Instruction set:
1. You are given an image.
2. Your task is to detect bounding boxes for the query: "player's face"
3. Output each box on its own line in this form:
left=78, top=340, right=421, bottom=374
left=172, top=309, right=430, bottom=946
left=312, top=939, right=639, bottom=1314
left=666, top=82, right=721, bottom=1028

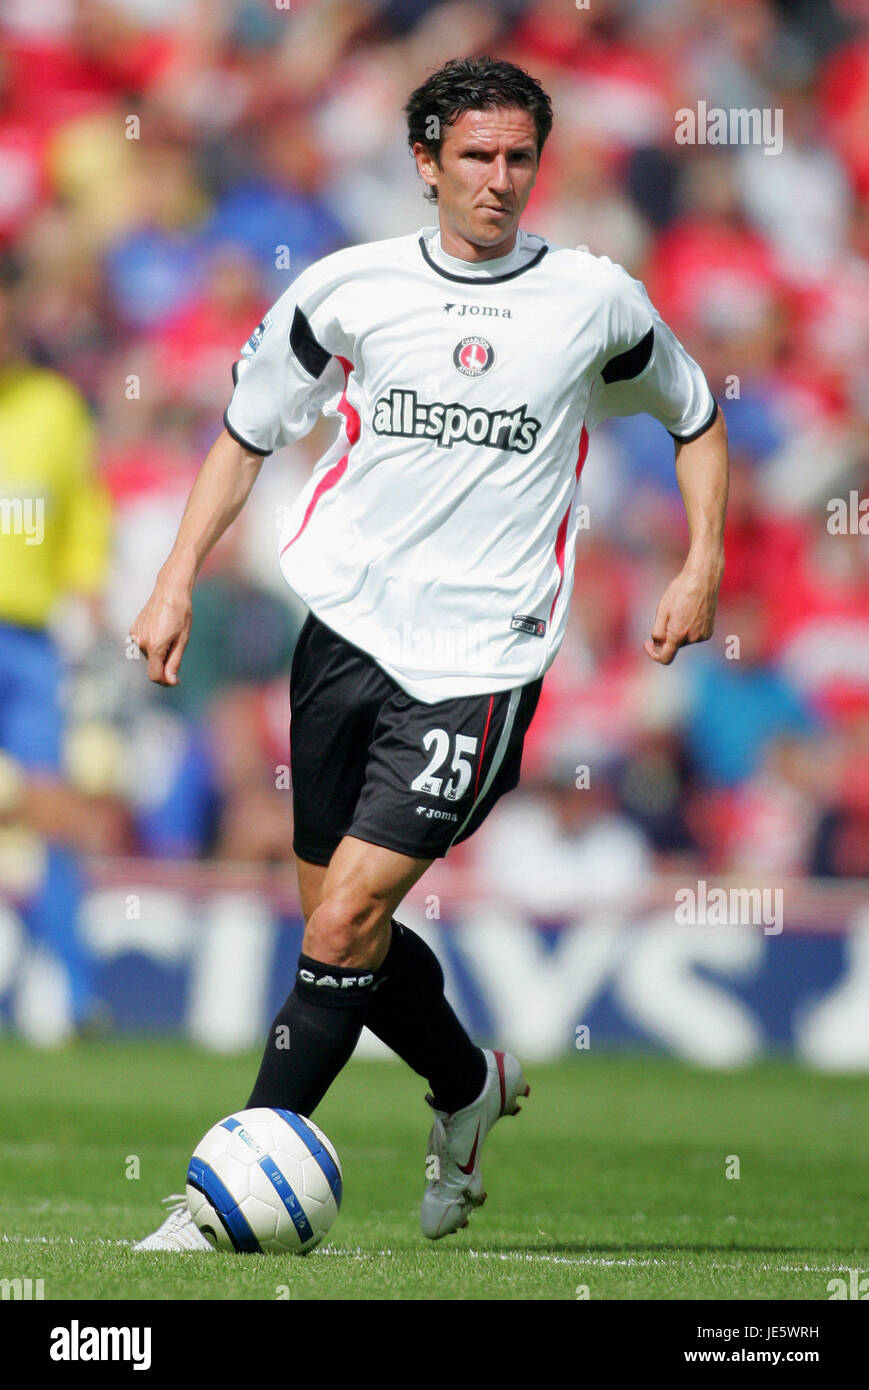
left=415, top=107, right=539, bottom=261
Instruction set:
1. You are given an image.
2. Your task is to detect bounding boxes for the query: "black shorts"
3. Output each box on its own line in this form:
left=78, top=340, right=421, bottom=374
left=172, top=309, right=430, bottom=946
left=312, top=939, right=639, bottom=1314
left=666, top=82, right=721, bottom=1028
left=289, top=613, right=542, bottom=865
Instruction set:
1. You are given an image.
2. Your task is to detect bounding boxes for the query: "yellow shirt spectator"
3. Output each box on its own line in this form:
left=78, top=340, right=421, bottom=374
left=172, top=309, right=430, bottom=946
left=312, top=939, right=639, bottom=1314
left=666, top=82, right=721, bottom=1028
left=0, top=365, right=111, bottom=628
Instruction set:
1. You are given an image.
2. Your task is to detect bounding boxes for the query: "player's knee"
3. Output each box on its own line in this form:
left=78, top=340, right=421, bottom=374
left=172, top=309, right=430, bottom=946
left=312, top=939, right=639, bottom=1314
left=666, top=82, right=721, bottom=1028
left=304, top=892, right=388, bottom=968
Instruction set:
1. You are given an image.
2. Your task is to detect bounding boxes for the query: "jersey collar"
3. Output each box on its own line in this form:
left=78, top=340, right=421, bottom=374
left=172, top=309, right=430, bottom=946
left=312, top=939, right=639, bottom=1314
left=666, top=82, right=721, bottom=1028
left=418, top=227, right=548, bottom=284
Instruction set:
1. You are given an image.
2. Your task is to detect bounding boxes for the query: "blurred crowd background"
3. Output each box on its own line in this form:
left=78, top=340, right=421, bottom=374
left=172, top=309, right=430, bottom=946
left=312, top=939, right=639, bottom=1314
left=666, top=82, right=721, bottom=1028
left=1, top=0, right=868, bottom=1025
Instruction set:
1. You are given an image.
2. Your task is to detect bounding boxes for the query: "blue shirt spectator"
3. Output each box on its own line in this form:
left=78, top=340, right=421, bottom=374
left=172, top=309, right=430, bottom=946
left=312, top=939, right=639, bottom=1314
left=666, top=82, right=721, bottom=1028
left=685, top=650, right=817, bottom=787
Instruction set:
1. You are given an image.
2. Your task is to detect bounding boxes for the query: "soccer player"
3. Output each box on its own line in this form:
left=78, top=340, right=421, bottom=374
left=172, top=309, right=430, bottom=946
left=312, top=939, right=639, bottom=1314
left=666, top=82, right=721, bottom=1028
left=132, top=57, right=728, bottom=1250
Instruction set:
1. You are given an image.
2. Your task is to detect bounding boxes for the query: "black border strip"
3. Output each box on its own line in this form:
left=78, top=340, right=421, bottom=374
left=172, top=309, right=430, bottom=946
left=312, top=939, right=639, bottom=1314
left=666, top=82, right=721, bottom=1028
left=223, top=407, right=272, bottom=457
left=418, top=235, right=549, bottom=284
left=669, top=398, right=718, bottom=443
left=602, top=325, right=655, bottom=383
left=290, top=305, right=332, bottom=379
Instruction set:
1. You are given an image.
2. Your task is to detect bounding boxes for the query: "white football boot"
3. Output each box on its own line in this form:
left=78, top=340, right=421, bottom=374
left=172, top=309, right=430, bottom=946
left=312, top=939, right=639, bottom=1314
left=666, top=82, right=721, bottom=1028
left=421, top=1048, right=529, bottom=1240
left=133, top=1195, right=215, bottom=1252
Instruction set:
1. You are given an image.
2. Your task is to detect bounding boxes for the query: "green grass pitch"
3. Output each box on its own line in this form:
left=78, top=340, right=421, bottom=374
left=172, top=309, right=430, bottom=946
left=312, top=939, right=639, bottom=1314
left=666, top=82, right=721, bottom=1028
left=1, top=1040, right=866, bottom=1301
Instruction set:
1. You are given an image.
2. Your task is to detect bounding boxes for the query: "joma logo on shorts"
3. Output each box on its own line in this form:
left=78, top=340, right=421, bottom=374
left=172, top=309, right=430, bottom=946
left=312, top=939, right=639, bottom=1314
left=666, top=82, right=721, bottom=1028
left=373, top=388, right=540, bottom=454
left=415, top=806, right=459, bottom=822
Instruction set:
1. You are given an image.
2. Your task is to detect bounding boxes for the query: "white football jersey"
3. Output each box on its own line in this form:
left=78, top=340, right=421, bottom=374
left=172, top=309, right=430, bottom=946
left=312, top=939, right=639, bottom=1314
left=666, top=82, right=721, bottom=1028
left=225, top=225, right=716, bottom=702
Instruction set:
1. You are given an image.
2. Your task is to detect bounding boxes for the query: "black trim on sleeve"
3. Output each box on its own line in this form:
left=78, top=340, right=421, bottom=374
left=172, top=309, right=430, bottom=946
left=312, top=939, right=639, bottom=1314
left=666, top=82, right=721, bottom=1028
left=418, top=236, right=549, bottom=284
left=290, top=306, right=331, bottom=379
left=601, top=325, right=654, bottom=383
left=223, top=408, right=272, bottom=457
left=669, top=398, right=719, bottom=444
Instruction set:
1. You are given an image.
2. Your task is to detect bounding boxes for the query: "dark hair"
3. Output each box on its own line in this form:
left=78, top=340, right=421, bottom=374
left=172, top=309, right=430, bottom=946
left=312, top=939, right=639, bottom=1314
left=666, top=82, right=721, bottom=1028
left=405, top=56, right=554, bottom=202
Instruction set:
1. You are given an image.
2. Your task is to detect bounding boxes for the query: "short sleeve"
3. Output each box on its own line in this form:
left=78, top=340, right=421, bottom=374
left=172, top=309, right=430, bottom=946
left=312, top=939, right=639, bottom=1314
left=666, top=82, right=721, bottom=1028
left=224, top=261, right=352, bottom=457
left=587, top=264, right=716, bottom=440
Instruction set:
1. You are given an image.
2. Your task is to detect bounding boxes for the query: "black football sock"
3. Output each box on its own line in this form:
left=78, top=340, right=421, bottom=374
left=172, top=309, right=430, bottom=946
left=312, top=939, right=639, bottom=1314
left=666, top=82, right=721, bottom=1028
left=246, top=954, right=377, bottom=1117
left=366, top=920, right=487, bottom=1113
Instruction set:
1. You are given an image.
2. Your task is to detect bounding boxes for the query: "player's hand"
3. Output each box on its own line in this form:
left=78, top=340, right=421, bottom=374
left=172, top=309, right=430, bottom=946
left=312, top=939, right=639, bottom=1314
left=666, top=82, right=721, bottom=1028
left=643, top=560, right=722, bottom=665
left=130, top=583, right=193, bottom=686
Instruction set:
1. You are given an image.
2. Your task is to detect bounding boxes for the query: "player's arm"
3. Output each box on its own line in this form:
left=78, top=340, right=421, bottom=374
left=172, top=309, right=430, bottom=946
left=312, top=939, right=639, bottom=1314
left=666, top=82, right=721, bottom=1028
left=131, top=428, right=265, bottom=686
left=644, top=406, right=728, bottom=665
left=639, top=405, right=728, bottom=664
left=131, top=258, right=353, bottom=687
left=587, top=261, right=729, bottom=666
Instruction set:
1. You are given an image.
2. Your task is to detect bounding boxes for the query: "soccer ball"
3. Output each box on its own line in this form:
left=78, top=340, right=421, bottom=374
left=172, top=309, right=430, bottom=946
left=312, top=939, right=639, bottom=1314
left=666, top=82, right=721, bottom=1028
left=186, top=1107, right=342, bottom=1254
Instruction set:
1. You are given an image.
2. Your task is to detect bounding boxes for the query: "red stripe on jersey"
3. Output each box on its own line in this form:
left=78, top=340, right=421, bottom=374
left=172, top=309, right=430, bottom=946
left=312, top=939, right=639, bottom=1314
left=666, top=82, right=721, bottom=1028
left=473, top=695, right=495, bottom=801
left=334, top=355, right=361, bottom=446
left=549, top=424, right=589, bottom=622
left=280, top=356, right=359, bottom=555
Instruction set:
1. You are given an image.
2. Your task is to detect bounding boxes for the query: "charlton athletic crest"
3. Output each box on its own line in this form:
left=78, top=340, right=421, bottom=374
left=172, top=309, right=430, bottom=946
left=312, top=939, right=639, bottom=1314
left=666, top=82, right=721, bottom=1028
left=453, top=336, right=495, bottom=377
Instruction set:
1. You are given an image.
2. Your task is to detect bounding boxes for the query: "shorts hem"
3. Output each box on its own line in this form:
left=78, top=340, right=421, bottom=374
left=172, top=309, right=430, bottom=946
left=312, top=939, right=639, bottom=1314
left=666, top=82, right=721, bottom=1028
left=346, top=826, right=445, bottom=861
left=292, top=841, right=335, bottom=867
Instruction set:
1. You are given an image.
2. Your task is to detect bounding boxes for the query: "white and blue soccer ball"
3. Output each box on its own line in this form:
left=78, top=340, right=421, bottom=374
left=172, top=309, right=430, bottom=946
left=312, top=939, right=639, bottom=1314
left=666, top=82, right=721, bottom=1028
left=186, top=1108, right=342, bottom=1254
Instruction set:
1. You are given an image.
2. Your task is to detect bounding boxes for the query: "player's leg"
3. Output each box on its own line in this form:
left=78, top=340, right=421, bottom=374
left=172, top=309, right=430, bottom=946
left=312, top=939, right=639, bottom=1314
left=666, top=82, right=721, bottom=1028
left=295, top=852, right=489, bottom=1114
left=134, top=616, right=391, bottom=1250
left=250, top=640, right=544, bottom=1239
left=246, top=834, right=432, bottom=1116
left=340, top=674, right=543, bottom=1237
left=134, top=835, right=432, bottom=1252
left=347, top=674, right=542, bottom=1103
left=288, top=674, right=543, bottom=1127
left=242, top=614, right=417, bottom=1116
left=296, top=845, right=528, bottom=1239
left=282, top=840, right=520, bottom=1241
left=295, top=855, right=327, bottom=922
left=255, top=610, right=488, bottom=1116
left=300, top=835, right=426, bottom=968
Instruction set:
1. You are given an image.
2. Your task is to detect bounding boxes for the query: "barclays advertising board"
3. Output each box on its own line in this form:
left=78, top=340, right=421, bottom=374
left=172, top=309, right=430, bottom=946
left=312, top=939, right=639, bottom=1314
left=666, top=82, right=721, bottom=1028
left=0, top=864, right=867, bottom=1068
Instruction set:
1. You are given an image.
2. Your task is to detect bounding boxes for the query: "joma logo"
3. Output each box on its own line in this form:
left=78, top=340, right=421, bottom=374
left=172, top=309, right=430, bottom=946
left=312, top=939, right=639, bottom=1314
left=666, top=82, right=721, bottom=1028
left=443, top=303, right=512, bottom=318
